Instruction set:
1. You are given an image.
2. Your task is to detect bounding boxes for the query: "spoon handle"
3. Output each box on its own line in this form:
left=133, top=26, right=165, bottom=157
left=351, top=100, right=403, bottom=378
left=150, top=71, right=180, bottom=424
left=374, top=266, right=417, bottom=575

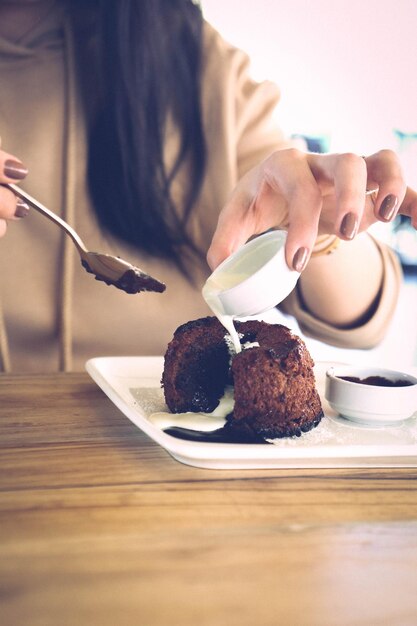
left=5, top=182, right=87, bottom=254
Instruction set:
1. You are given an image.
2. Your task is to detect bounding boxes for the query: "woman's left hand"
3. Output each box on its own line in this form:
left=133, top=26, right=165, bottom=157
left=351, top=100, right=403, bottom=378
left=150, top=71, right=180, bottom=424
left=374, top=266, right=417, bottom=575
left=207, top=148, right=417, bottom=271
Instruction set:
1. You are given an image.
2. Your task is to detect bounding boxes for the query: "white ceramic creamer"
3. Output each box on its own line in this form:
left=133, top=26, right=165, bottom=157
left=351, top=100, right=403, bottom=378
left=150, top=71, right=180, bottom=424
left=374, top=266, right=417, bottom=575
left=202, top=230, right=300, bottom=352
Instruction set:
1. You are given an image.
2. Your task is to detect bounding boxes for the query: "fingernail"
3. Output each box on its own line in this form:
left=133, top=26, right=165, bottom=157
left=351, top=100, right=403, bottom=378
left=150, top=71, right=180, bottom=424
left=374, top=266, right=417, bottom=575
left=378, top=194, right=398, bottom=221
left=4, top=159, right=28, bottom=180
left=340, top=212, right=358, bottom=239
left=14, top=198, right=30, bottom=218
left=292, top=247, right=309, bottom=272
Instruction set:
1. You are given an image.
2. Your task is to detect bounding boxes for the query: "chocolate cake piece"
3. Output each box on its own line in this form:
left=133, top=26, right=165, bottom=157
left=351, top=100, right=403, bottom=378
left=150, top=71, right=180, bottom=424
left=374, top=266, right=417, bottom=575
left=162, top=317, right=230, bottom=413
left=228, top=325, right=323, bottom=438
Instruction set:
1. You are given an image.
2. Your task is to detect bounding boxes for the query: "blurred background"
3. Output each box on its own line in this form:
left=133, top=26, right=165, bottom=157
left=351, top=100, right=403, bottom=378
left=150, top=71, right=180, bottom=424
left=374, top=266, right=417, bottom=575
left=202, top=0, right=417, bottom=368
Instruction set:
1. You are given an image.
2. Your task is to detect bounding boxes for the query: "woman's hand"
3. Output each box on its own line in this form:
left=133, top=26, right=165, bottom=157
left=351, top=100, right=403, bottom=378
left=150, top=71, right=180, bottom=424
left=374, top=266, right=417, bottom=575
left=207, top=148, right=417, bottom=271
left=0, top=144, right=29, bottom=238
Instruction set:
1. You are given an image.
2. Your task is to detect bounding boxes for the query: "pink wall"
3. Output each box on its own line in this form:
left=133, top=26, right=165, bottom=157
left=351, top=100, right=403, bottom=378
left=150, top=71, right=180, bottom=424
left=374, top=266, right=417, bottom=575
left=202, top=0, right=417, bottom=185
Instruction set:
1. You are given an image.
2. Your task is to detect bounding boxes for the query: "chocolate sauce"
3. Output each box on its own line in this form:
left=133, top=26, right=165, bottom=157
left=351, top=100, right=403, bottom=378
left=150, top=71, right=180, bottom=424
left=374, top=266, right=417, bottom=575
left=164, top=425, right=268, bottom=444
left=338, top=375, right=414, bottom=388
left=82, top=260, right=166, bottom=294
left=113, top=267, right=166, bottom=294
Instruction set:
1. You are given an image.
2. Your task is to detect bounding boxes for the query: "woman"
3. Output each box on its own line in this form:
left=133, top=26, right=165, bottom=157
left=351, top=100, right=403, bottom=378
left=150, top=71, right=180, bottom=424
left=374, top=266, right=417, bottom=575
left=0, top=0, right=414, bottom=372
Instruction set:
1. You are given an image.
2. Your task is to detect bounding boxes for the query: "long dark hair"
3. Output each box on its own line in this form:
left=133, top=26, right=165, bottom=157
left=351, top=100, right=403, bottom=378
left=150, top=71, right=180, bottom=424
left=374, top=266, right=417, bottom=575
left=76, top=0, right=206, bottom=274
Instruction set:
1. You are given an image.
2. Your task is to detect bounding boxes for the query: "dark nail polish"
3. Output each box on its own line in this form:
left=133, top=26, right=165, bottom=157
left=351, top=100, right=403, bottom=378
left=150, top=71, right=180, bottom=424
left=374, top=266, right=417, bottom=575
left=14, top=198, right=30, bottom=218
left=292, top=247, right=309, bottom=272
left=378, top=194, right=398, bottom=221
left=340, top=212, right=358, bottom=239
left=4, top=159, right=28, bottom=180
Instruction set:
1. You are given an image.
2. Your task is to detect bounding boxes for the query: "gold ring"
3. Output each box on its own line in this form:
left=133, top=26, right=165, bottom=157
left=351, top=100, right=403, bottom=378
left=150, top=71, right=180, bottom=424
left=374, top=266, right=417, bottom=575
left=311, top=234, right=341, bottom=257
left=366, top=188, right=378, bottom=206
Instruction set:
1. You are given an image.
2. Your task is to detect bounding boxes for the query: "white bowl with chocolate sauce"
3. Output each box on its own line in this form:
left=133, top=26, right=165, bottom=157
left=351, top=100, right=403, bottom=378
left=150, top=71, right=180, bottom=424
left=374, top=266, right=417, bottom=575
left=325, top=365, right=417, bottom=426
left=203, top=230, right=300, bottom=352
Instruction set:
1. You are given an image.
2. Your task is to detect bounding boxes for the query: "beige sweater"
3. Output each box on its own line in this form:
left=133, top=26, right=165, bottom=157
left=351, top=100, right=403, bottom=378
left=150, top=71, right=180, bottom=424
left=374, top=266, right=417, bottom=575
left=0, top=6, right=402, bottom=372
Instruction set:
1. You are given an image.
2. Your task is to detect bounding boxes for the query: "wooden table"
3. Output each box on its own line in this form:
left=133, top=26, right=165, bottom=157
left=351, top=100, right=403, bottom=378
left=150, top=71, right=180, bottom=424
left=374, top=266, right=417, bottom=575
left=1, top=374, right=417, bottom=626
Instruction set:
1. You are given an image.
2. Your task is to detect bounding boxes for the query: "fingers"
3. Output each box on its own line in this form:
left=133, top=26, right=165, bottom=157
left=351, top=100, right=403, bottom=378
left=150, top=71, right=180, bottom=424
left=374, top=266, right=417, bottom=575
left=207, top=147, right=413, bottom=275
left=364, top=150, right=405, bottom=222
left=308, top=152, right=368, bottom=239
left=268, top=150, right=323, bottom=271
left=206, top=174, right=256, bottom=270
left=0, top=148, right=30, bottom=238
left=0, top=150, right=28, bottom=184
left=398, top=186, right=417, bottom=229
left=0, top=185, right=30, bottom=237
left=0, top=185, right=27, bottom=217
left=207, top=149, right=324, bottom=271
left=208, top=149, right=370, bottom=272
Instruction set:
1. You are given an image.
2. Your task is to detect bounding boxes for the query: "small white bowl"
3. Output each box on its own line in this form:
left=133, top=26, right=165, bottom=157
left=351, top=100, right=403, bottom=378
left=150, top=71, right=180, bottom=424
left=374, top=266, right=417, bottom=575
left=325, top=365, right=417, bottom=426
left=203, top=230, right=300, bottom=317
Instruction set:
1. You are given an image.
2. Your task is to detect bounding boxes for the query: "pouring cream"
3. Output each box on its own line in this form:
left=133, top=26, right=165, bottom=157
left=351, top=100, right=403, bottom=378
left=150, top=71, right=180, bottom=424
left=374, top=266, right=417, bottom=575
left=202, top=273, right=244, bottom=353
left=202, top=231, right=300, bottom=352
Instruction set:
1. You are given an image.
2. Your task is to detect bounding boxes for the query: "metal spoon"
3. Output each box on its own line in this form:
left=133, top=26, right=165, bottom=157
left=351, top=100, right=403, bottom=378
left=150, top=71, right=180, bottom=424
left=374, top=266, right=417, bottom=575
left=6, top=183, right=166, bottom=294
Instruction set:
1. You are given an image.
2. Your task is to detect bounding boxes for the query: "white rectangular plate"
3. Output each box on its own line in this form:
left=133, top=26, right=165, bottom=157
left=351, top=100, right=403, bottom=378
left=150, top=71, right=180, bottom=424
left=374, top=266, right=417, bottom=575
left=86, top=357, right=417, bottom=469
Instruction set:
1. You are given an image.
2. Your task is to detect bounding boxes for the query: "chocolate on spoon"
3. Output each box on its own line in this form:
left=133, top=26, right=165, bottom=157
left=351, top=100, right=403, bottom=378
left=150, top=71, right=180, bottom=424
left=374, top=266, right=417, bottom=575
left=6, top=183, right=166, bottom=295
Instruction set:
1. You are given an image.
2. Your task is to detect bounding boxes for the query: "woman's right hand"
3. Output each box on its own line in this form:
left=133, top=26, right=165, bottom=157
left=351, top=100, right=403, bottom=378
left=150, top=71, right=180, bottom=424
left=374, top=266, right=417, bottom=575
left=0, top=145, right=29, bottom=238
left=207, top=148, right=416, bottom=272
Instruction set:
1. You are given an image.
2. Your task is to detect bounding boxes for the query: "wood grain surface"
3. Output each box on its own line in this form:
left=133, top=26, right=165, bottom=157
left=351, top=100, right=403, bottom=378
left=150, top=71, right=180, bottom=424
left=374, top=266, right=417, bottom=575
left=1, top=374, right=417, bottom=626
